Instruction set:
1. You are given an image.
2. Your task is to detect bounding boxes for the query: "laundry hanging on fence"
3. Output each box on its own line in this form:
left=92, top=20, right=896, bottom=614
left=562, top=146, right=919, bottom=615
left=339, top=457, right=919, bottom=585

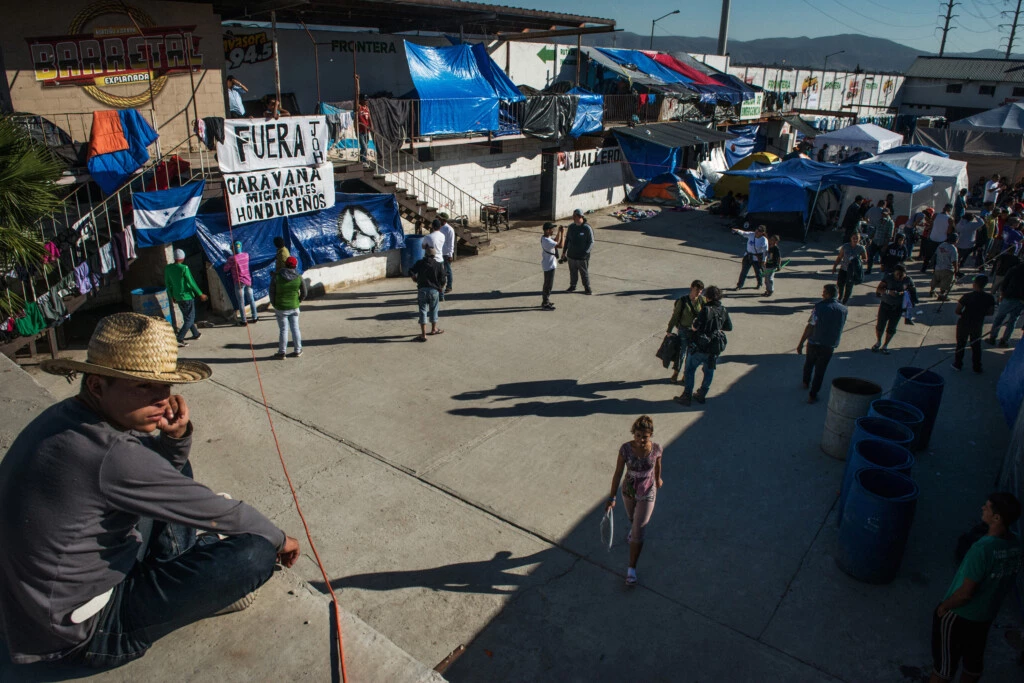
left=366, top=98, right=410, bottom=159
left=86, top=110, right=159, bottom=194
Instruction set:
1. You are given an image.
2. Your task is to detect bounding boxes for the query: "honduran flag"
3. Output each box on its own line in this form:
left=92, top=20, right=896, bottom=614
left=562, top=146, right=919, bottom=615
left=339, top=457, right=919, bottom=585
left=131, top=180, right=206, bottom=248
left=86, top=110, right=159, bottom=195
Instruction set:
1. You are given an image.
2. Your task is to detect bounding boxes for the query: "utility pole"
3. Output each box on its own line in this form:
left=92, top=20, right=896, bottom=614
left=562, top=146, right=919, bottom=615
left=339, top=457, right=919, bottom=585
left=1002, top=0, right=1023, bottom=58
left=938, top=0, right=959, bottom=57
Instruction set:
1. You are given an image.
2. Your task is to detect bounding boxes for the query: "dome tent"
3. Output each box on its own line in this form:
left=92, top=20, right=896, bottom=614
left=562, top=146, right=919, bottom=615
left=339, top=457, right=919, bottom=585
left=714, top=152, right=779, bottom=198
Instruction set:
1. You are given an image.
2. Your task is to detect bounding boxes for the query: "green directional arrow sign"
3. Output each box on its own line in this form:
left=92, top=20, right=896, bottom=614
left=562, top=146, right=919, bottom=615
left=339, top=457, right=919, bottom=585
left=537, top=46, right=556, bottom=63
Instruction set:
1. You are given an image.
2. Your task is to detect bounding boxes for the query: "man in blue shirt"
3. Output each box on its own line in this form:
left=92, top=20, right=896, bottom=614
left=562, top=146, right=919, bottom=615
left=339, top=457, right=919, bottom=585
left=226, top=76, right=248, bottom=117
left=930, top=493, right=1021, bottom=683
left=796, top=284, right=849, bottom=404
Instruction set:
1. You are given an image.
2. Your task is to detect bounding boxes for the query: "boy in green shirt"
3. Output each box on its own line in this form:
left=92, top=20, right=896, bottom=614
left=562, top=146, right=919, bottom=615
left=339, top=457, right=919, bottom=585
left=164, top=249, right=208, bottom=347
left=931, top=493, right=1022, bottom=682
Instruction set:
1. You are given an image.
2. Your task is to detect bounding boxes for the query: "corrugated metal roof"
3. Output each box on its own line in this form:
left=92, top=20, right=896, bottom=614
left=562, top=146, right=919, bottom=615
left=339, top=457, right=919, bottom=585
left=612, top=121, right=736, bottom=149
left=905, top=57, right=1024, bottom=83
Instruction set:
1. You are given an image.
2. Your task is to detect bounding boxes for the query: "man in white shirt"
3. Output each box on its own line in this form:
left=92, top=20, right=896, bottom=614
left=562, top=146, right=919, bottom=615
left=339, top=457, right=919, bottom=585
left=437, top=212, right=456, bottom=294
left=983, top=174, right=1002, bottom=204
left=422, top=220, right=446, bottom=299
left=864, top=200, right=884, bottom=235
left=732, top=224, right=769, bottom=290
left=540, top=222, right=564, bottom=310
left=921, top=204, right=953, bottom=273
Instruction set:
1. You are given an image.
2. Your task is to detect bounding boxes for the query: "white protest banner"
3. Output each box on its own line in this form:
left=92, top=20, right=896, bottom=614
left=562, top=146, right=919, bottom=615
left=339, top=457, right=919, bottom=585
left=217, top=116, right=329, bottom=173
left=225, top=162, right=336, bottom=225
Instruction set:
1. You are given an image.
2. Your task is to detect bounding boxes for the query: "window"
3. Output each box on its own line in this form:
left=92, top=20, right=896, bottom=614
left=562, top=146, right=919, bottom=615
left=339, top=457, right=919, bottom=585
left=1014, top=86, right=1024, bottom=96
left=945, top=83, right=962, bottom=94
left=979, top=85, right=996, bottom=96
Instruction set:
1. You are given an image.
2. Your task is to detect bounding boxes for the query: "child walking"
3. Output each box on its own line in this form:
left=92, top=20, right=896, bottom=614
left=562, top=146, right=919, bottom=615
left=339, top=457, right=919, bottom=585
left=763, top=234, right=782, bottom=296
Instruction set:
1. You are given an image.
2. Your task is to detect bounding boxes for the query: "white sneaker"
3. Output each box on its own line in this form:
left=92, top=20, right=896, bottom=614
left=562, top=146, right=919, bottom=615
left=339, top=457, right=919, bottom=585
left=215, top=589, right=258, bottom=615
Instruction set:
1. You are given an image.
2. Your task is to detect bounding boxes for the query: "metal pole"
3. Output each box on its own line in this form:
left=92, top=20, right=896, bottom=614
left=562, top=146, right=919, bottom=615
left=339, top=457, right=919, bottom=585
left=717, top=0, right=731, bottom=56
left=575, top=35, right=581, bottom=86
left=184, top=38, right=200, bottom=149
left=353, top=47, right=360, bottom=160
left=301, top=20, right=321, bottom=104
left=805, top=180, right=822, bottom=241
left=272, top=11, right=282, bottom=107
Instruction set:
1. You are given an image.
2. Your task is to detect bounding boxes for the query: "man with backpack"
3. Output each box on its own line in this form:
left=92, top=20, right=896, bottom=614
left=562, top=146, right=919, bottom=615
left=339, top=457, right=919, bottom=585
left=674, top=286, right=732, bottom=407
left=664, top=279, right=705, bottom=384
left=832, top=232, right=868, bottom=305
left=872, top=263, right=917, bottom=355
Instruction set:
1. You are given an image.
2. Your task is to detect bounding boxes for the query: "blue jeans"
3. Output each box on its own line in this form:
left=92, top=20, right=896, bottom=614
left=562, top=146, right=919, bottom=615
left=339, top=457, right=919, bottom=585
left=418, top=288, right=440, bottom=324
left=175, top=299, right=199, bottom=342
left=684, top=350, right=715, bottom=394
left=235, top=284, right=257, bottom=322
left=672, top=329, right=692, bottom=372
left=736, top=255, right=763, bottom=289
left=988, top=297, right=1024, bottom=342
left=358, top=133, right=371, bottom=163
left=275, top=309, right=301, bottom=354
left=443, top=256, right=453, bottom=291
left=65, top=463, right=277, bottom=669
left=765, top=269, right=776, bottom=294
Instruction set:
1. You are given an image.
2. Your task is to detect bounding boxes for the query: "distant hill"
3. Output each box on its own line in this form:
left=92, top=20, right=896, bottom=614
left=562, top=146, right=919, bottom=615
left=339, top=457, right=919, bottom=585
left=560, top=32, right=1024, bottom=74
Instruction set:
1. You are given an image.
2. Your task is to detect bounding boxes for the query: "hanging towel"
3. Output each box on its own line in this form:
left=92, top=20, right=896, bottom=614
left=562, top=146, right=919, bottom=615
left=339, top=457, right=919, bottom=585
left=14, top=303, right=46, bottom=337
left=201, top=117, right=225, bottom=151
left=73, top=262, right=93, bottom=294
left=365, top=98, right=410, bottom=160
left=42, top=242, right=60, bottom=264
left=98, top=242, right=114, bottom=274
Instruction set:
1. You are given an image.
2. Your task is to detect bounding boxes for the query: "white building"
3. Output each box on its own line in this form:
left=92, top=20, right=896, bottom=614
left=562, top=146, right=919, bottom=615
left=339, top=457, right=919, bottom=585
left=896, top=57, right=1024, bottom=120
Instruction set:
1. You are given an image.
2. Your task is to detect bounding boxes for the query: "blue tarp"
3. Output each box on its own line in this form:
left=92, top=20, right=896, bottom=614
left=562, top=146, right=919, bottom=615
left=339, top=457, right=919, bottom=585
left=998, top=342, right=1024, bottom=426
left=613, top=131, right=680, bottom=181
left=682, top=169, right=712, bottom=201
left=568, top=87, right=604, bottom=138
left=596, top=48, right=693, bottom=86
left=195, top=193, right=404, bottom=305
left=725, top=158, right=933, bottom=194
left=471, top=43, right=525, bottom=103
left=725, top=125, right=766, bottom=166
left=405, top=42, right=500, bottom=135
left=880, top=144, right=949, bottom=158
left=748, top=178, right=811, bottom=218
left=87, top=109, right=158, bottom=195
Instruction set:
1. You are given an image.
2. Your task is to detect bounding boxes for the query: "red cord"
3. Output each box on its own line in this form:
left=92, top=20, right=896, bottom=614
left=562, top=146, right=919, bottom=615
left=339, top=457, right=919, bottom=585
left=229, top=227, right=349, bottom=683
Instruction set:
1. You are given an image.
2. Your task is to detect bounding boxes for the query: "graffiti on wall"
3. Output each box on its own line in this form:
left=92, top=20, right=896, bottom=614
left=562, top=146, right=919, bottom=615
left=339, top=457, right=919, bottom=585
left=26, top=1, right=204, bottom=108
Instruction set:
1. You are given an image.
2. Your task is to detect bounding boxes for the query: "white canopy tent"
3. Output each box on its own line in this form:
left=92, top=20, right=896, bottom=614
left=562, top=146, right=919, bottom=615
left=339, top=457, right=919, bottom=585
left=812, top=123, right=904, bottom=157
left=949, top=102, right=1024, bottom=133
left=840, top=151, right=970, bottom=220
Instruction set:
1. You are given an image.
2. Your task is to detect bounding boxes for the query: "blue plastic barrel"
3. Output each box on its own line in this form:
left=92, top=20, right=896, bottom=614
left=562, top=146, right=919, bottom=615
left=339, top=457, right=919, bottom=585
left=401, top=234, right=425, bottom=276
left=868, top=399, right=925, bottom=451
left=836, top=468, right=919, bottom=583
left=130, top=287, right=172, bottom=323
left=847, top=416, right=914, bottom=462
left=890, top=367, right=945, bottom=450
left=838, top=438, right=915, bottom=528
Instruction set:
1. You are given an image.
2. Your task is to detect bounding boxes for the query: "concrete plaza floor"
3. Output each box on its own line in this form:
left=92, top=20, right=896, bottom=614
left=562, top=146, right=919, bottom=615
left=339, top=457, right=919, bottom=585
left=19, top=206, right=1024, bottom=681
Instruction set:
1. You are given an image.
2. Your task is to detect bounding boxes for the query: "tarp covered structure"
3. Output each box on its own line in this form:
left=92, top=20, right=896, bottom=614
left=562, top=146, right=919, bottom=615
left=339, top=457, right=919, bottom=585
left=635, top=172, right=700, bottom=206
left=715, top=151, right=779, bottom=197
left=880, top=144, right=948, bottom=158
left=857, top=150, right=969, bottom=216
left=612, top=121, right=736, bottom=181
left=812, top=123, right=903, bottom=156
left=950, top=102, right=1024, bottom=133
left=405, top=42, right=524, bottom=136
left=912, top=126, right=1024, bottom=184
left=567, top=87, right=604, bottom=138
left=724, top=125, right=766, bottom=166
left=196, top=193, right=405, bottom=305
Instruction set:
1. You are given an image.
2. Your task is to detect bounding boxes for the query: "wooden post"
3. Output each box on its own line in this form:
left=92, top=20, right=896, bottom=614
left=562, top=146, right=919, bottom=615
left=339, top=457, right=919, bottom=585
left=575, top=35, right=581, bottom=86
left=272, top=11, right=282, bottom=107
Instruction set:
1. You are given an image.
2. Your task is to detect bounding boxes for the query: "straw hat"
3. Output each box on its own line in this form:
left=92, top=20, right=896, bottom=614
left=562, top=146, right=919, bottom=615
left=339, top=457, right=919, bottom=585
left=40, top=312, right=211, bottom=384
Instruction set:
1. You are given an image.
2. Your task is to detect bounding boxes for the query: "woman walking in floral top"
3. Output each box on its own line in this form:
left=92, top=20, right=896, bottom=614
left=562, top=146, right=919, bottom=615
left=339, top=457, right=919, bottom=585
left=605, top=415, right=663, bottom=586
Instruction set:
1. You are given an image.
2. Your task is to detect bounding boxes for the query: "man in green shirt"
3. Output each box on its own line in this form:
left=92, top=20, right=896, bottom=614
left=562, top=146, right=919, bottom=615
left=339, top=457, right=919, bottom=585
left=931, top=493, right=1022, bottom=683
left=164, top=249, right=208, bottom=347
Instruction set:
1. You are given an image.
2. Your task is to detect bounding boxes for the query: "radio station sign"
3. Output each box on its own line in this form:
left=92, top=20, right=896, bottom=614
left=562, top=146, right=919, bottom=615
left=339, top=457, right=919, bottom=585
left=224, top=31, right=274, bottom=70
left=218, top=116, right=329, bottom=174
left=225, top=162, right=336, bottom=225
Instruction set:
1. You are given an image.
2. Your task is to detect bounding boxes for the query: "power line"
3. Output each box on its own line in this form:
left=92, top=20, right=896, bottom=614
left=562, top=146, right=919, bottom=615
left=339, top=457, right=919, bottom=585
left=826, top=0, right=937, bottom=28
left=797, top=0, right=876, bottom=34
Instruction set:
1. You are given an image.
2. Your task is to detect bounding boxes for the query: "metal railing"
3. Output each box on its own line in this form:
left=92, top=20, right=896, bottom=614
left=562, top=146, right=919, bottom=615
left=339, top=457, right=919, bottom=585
left=370, top=146, right=488, bottom=228
left=12, top=136, right=217, bottom=330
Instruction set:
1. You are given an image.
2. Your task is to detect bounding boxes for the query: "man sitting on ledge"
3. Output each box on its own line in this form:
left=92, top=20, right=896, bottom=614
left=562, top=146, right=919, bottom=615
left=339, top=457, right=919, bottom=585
left=0, top=312, right=300, bottom=669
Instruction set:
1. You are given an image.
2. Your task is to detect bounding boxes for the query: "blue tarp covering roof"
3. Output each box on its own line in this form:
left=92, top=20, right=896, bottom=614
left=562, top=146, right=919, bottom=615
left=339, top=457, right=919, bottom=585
left=615, top=133, right=680, bottom=180
left=405, top=42, right=499, bottom=135
left=470, top=43, right=525, bottom=103
left=596, top=48, right=693, bottom=86
left=568, top=87, right=603, bottom=138
left=725, top=158, right=933, bottom=194
left=880, top=144, right=949, bottom=158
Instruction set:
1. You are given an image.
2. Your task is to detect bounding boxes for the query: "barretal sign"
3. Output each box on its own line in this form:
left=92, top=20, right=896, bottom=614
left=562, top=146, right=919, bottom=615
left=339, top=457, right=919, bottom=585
left=26, top=1, right=204, bottom=108
left=217, top=116, right=328, bottom=174
left=225, top=162, right=336, bottom=226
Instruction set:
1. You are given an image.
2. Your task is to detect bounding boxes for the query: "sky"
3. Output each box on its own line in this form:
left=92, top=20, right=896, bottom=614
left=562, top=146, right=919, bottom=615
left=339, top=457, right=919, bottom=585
left=480, top=0, right=1017, bottom=54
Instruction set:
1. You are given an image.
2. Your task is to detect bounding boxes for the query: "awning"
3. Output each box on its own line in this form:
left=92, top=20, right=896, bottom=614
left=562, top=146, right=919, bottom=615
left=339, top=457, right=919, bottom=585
left=612, top=121, right=736, bottom=149
left=782, top=115, right=820, bottom=139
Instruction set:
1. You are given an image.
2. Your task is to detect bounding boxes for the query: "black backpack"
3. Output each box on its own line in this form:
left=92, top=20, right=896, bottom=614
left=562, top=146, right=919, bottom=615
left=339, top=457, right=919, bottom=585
left=694, top=306, right=728, bottom=356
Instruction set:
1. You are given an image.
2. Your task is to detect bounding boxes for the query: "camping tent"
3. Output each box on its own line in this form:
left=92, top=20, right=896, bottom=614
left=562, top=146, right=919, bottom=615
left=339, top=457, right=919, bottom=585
left=949, top=102, right=1024, bottom=133
left=635, top=172, right=700, bottom=206
left=715, top=152, right=779, bottom=197
left=858, top=151, right=968, bottom=216
left=812, top=123, right=903, bottom=156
